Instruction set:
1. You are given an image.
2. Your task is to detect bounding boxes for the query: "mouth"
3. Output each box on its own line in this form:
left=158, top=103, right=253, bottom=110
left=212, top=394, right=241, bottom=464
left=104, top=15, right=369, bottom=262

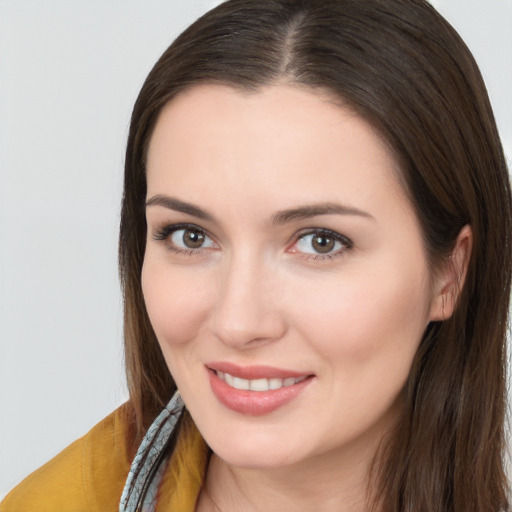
left=205, top=363, right=314, bottom=415
left=214, top=370, right=308, bottom=392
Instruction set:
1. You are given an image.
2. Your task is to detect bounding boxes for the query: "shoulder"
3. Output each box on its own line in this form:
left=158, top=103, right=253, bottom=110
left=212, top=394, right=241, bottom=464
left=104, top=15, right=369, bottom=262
left=0, top=405, right=132, bottom=512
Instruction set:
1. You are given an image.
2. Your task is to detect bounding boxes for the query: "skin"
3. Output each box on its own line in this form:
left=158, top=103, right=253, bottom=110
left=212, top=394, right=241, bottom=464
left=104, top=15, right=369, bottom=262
left=141, top=84, right=469, bottom=511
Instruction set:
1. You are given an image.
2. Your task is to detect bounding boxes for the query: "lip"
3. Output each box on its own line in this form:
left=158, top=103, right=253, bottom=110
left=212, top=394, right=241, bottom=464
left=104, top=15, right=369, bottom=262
left=206, top=361, right=309, bottom=380
left=206, top=363, right=314, bottom=416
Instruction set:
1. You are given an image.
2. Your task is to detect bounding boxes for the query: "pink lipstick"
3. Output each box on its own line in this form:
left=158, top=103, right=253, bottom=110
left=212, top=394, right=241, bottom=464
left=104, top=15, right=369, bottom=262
left=206, top=362, right=314, bottom=416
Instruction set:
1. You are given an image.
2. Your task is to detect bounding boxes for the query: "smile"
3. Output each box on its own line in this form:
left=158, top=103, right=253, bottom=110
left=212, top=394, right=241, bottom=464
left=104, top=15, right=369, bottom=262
left=206, top=363, right=314, bottom=415
left=215, top=371, right=308, bottom=391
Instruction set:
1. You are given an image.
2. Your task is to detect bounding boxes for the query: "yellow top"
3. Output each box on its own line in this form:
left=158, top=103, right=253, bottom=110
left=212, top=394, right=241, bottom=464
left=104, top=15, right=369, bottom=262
left=0, top=406, right=208, bottom=512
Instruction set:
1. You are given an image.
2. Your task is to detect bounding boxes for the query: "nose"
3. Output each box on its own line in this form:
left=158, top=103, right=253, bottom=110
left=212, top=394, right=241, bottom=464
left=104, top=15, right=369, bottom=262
left=210, top=253, right=287, bottom=349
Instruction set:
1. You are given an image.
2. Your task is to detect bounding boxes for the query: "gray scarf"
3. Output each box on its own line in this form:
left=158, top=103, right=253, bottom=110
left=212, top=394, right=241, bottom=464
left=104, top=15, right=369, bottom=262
left=119, top=391, right=184, bottom=512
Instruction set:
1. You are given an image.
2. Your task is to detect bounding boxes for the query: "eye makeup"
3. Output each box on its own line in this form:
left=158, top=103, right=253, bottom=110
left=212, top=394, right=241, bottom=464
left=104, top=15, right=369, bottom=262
left=288, top=228, right=353, bottom=261
left=152, top=222, right=353, bottom=262
left=152, top=222, right=217, bottom=256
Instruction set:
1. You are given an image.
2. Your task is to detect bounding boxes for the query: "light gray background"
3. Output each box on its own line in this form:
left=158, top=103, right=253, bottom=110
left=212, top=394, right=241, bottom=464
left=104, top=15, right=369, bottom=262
left=1, top=0, right=511, bottom=498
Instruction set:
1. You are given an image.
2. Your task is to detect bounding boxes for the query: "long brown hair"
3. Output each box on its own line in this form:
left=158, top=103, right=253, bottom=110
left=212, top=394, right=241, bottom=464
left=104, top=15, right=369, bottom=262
left=119, top=0, right=512, bottom=509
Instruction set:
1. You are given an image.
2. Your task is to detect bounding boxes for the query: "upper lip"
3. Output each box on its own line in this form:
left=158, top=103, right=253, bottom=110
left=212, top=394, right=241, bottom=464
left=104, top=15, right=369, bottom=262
left=206, top=361, right=313, bottom=380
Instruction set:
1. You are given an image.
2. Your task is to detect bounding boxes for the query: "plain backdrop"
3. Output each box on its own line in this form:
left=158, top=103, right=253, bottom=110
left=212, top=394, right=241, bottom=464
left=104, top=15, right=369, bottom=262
left=1, top=0, right=511, bottom=498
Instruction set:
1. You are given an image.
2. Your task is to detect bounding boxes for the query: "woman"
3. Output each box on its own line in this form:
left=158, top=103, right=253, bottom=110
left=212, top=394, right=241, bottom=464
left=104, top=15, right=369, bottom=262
left=2, top=0, right=510, bottom=511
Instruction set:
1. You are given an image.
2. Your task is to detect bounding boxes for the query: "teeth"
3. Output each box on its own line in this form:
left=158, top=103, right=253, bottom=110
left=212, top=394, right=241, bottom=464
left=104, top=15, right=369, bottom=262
left=269, top=378, right=282, bottom=390
left=224, top=373, right=234, bottom=387
left=250, top=378, right=269, bottom=391
left=233, top=377, right=250, bottom=390
left=216, top=371, right=307, bottom=391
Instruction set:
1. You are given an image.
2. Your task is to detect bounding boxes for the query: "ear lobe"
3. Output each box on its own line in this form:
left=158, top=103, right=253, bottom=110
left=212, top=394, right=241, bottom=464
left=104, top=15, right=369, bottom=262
left=430, top=224, right=473, bottom=321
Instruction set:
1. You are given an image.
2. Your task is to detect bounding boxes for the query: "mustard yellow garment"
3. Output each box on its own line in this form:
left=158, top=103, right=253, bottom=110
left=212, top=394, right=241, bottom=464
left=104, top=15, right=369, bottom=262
left=0, top=406, right=208, bottom=512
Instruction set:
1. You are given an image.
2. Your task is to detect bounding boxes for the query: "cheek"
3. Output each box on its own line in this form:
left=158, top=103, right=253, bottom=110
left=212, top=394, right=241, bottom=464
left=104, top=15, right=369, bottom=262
left=287, top=265, right=432, bottom=444
left=141, top=258, right=213, bottom=347
left=289, top=262, right=432, bottom=366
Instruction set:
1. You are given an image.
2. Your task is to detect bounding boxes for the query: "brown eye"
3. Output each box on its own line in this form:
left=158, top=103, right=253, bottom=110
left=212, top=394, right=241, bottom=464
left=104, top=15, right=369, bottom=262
left=182, top=229, right=205, bottom=248
left=163, top=226, right=215, bottom=251
left=293, top=229, right=351, bottom=257
left=311, top=235, right=335, bottom=253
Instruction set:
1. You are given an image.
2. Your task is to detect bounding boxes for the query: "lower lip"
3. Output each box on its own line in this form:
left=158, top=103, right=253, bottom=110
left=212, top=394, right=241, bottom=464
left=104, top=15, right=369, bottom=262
left=208, top=369, right=313, bottom=416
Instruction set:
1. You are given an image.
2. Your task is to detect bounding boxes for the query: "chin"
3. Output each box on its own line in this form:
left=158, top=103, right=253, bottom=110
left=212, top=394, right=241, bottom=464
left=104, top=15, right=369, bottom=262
left=203, top=422, right=317, bottom=470
left=215, top=446, right=301, bottom=470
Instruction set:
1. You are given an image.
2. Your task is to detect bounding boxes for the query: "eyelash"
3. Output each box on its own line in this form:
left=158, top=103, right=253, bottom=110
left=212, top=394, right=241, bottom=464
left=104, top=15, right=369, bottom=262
left=152, top=223, right=353, bottom=260
left=152, top=223, right=214, bottom=256
left=290, top=228, right=353, bottom=261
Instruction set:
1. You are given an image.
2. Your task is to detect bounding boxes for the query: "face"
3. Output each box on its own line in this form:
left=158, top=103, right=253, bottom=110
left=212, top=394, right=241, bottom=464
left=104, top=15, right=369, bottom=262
left=142, top=84, right=439, bottom=471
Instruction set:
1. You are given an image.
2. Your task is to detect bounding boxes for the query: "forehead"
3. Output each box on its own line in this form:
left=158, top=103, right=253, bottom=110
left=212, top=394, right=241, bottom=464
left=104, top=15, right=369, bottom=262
left=146, top=83, right=408, bottom=219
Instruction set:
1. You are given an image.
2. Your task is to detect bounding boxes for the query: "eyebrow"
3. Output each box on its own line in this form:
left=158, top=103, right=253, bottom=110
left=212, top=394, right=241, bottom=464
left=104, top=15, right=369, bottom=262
left=271, top=203, right=375, bottom=224
left=146, top=194, right=375, bottom=224
left=146, top=195, right=216, bottom=222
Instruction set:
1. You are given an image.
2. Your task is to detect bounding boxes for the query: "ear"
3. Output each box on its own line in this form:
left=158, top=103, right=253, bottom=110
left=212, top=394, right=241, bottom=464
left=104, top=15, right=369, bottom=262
left=429, top=224, right=473, bottom=321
